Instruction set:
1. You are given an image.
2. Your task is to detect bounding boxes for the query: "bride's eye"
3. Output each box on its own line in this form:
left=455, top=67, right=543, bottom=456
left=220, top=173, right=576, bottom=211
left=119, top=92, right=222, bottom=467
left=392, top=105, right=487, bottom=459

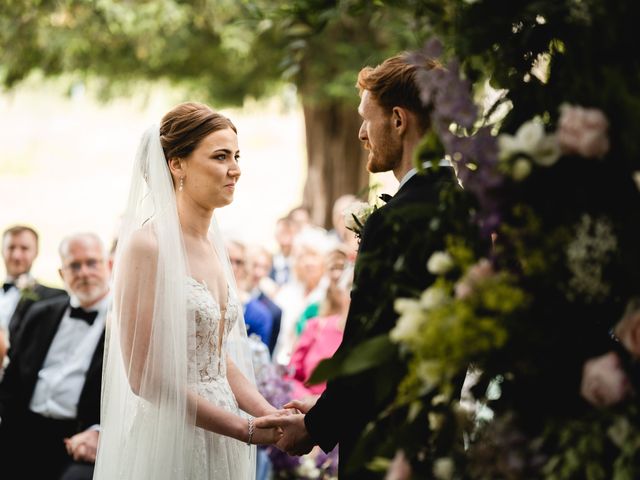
left=234, top=154, right=240, bottom=163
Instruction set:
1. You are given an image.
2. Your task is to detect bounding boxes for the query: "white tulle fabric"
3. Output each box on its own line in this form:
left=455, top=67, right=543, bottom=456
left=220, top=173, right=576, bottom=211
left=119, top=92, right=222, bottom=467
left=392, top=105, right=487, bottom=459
left=94, top=125, right=256, bottom=479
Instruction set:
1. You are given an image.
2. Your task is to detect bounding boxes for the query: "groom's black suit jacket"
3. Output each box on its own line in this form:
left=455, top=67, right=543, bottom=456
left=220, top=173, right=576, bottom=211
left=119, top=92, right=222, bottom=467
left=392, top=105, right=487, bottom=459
left=305, top=168, right=457, bottom=478
left=0, top=295, right=104, bottom=432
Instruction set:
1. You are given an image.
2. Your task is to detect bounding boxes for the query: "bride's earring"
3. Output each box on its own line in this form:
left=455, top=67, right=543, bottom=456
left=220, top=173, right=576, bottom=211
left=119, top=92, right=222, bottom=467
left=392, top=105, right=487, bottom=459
left=179, top=176, right=184, bottom=192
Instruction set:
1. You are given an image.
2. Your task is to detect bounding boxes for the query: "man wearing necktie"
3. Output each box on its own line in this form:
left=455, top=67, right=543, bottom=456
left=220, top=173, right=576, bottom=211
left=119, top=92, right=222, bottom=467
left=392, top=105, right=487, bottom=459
left=0, top=232, right=111, bottom=480
left=0, top=225, right=65, bottom=353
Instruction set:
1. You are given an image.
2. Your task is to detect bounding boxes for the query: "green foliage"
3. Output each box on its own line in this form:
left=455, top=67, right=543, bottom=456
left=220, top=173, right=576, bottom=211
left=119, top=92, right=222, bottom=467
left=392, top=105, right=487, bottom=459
left=0, top=1, right=434, bottom=106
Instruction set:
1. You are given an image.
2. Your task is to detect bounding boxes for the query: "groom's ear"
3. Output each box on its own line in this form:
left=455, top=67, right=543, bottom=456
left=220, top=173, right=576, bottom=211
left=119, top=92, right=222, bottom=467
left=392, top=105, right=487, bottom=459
left=391, top=107, right=409, bottom=135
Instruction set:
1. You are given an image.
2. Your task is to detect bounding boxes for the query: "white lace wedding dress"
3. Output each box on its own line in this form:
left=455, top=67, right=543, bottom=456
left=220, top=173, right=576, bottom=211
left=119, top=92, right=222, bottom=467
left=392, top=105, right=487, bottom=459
left=187, top=277, right=254, bottom=479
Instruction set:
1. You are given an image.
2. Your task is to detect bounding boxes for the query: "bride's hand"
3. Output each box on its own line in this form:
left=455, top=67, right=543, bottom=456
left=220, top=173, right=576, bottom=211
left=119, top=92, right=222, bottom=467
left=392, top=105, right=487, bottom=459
left=250, top=425, right=283, bottom=445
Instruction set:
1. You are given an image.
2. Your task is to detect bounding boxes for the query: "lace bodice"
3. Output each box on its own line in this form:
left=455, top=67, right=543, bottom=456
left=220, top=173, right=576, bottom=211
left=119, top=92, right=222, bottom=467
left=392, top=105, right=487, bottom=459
left=187, top=277, right=240, bottom=382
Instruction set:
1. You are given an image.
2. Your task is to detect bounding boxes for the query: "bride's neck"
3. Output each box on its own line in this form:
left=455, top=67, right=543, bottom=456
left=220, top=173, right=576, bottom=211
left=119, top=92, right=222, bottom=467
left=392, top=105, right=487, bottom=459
left=177, top=198, right=213, bottom=240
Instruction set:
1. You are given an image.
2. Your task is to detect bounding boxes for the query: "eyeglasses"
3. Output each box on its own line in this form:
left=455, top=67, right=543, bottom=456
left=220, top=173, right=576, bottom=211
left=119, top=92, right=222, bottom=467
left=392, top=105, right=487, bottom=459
left=62, top=258, right=104, bottom=273
left=230, top=258, right=245, bottom=267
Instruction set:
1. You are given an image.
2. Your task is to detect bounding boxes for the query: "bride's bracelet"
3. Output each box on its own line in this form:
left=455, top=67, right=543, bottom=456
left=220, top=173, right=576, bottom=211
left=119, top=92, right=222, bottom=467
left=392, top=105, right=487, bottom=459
left=247, top=417, right=255, bottom=445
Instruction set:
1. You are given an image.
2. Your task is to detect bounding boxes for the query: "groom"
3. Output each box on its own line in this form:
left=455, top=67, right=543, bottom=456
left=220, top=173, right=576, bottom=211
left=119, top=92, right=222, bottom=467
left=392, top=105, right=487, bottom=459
left=257, top=53, right=458, bottom=477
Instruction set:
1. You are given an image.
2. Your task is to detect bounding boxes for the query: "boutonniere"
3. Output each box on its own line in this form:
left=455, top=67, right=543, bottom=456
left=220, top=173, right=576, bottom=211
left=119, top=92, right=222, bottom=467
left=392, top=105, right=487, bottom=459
left=16, top=274, right=39, bottom=302
left=344, top=201, right=377, bottom=240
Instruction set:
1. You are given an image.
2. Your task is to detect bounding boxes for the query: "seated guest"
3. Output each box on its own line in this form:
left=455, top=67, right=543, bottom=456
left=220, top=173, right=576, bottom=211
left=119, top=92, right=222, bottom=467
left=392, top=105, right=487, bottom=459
left=1, top=225, right=65, bottom=350
left=246, top=245, right=282, bottom=355
left=227, top=239, right=274, bottom=347
left=286, top=247, right=353, bottom=399
left=269, top=216, right=295, bottom=288
left=273, top=226, right=334, bottom=366
left=0, top=232, right=110, bottom=480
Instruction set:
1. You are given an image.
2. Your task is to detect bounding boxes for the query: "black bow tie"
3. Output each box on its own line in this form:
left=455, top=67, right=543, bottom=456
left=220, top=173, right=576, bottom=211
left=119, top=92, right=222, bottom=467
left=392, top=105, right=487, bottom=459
left=69, top=306, right=98, bottom=325
left=2, top=282, right=14, bottom=293
left=379, top=193, right=393, bottom=203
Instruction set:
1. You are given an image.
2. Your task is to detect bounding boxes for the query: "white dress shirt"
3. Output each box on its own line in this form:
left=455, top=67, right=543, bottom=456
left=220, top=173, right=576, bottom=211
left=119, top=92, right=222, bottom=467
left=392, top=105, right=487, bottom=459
left=29, top=295, right=109, bottom=420
left=0, top=277, right=21, bottom=332
left=397, top=159, right=453, bottom=191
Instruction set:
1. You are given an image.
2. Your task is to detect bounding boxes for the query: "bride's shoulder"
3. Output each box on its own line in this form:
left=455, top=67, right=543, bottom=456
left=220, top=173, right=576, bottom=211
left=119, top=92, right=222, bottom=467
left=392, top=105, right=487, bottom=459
left=122, top=227, right=159, bottom=261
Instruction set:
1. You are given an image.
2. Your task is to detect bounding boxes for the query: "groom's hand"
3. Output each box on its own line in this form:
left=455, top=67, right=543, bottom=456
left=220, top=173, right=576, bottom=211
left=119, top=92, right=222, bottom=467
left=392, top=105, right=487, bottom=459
left=255, top=413, right=314, bottom=455
left=284, top=394, right=319, bottom=414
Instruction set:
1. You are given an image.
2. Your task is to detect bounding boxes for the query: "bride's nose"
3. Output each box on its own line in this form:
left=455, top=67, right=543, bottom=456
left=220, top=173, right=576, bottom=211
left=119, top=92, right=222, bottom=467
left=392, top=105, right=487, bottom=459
left=229, top=164, right=241, bottom=179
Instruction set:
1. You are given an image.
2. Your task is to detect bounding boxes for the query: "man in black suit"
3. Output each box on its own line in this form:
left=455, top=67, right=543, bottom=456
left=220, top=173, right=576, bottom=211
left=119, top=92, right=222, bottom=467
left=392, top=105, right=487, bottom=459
left=0, top=232, right=111, bottom=480
left=0, top=225, right=65, bottom=349
left=256, top=53, right=458, bottom=478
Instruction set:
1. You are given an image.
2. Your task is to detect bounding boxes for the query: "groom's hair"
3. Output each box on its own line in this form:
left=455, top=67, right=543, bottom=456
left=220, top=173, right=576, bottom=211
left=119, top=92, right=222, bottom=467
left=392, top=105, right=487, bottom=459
left=357, top=52, right=441, bottom=133
left=160, top=102, right=237, bottom=162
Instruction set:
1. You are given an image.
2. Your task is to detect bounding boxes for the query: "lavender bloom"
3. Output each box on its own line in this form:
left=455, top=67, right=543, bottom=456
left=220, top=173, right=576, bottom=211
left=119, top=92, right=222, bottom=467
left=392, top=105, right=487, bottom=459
left=410, top=39, right=506, bottom=235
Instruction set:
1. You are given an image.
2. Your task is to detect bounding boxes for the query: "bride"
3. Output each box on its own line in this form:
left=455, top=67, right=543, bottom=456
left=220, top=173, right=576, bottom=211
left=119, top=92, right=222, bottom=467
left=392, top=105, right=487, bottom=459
left=94, top=102, right=283, bottom=479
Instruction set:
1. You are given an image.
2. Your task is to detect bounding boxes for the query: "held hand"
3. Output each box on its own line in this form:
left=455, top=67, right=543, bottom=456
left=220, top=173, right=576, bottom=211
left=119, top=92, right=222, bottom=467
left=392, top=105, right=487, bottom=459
left=255, top=413, right=314, bottom=455
left=64, top=429, right=99, bottom=463
left=284, top=395, right=319, bottom=414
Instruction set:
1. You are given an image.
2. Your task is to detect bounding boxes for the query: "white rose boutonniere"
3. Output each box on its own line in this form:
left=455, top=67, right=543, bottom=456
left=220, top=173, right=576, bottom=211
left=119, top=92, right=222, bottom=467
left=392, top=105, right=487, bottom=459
left=343, top=200, right=377, bottom=240
left=16, top=274, right=39, bottom=302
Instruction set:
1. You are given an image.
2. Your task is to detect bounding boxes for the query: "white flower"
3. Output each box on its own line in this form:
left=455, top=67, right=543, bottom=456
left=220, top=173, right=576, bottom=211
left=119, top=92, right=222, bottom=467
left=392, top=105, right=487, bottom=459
left=427, top=251, right=454, bottom=275
left=533, top=133, right=561, bottom=166
left=433, top=457, right=454, bottom=480
left=498, top=121, right=543, bottom=159
left=566, top=215, right=617, bottom=302
left=15, top=274, right=35, bottom=291
left=512, top=157, right=532, bottom=181
left=391, top=298, right=427, bottom=343
left=420, top=286, right=448, bottom=310
left=343, top=201, right=375, bottom=236
left=498, top=118, right=560, bottom=167
left=296, top=455, right=321, bottom=478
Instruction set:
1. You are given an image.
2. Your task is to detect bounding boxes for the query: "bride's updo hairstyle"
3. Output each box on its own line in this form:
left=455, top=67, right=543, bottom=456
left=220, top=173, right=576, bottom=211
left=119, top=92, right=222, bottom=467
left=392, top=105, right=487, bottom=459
left=159, top=102, right=237, bottom=163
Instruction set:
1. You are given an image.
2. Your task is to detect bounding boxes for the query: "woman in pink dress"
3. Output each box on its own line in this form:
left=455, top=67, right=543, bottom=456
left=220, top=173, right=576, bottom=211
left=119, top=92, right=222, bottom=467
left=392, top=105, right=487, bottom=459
left=286, top=247, right=353, bottom=399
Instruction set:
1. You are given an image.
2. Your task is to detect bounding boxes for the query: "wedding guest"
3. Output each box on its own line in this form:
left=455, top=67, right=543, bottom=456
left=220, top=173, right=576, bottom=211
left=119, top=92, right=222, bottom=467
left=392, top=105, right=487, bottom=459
left=269, top=216, right=294, bottom=287
left=294, top=244, right=350, bottom=336
left=246, top=245, right=282, bottom=355
left=1, top=225, right=65, bottom=349
left=273, top=226, right=334, bottom=366
left=286, top=247, right=352, bottom=399
left=288, top=205, right=312, bottom=234
left=329, top=194, right=359, bottom=262
left=256, top=52, right=458, bottom=478
left=227, top=239, right=274, bottom=347
left=0, top=232, right=110, bottom=479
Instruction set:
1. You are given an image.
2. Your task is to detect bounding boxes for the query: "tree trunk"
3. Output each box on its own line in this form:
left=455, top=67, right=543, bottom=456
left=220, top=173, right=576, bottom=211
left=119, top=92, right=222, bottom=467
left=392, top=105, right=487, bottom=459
left=301, top=100, right=370, bottom=229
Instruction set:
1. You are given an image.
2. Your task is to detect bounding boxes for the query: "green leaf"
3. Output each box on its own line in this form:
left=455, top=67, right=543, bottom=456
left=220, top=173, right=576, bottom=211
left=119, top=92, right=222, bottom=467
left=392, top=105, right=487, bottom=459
left=308, top=334, right=396, bottom=384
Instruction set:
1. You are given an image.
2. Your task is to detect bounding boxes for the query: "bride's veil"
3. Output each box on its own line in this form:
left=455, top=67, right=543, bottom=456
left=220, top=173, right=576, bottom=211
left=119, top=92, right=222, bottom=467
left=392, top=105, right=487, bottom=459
left=94, top=124, right=256, bottom=479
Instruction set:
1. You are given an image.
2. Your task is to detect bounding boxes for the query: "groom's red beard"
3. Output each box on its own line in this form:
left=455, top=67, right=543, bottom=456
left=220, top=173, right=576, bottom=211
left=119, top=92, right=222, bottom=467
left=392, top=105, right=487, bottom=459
left=365, top=133, right=402, bottom=174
